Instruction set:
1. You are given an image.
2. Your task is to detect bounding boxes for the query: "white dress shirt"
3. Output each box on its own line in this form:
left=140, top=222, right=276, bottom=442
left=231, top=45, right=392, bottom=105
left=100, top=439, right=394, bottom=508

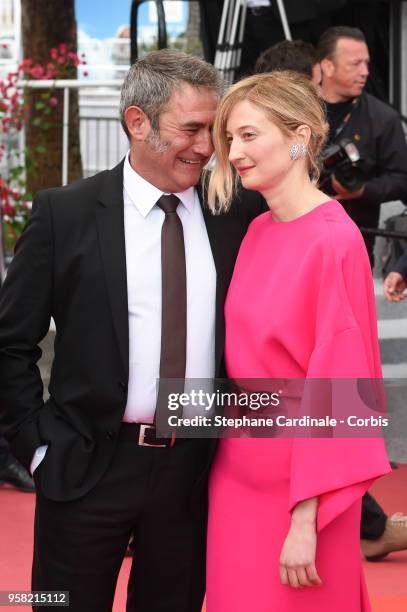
left=122, top=153, right=216, bottom=422
left=31, top=154, right=216, bottom=473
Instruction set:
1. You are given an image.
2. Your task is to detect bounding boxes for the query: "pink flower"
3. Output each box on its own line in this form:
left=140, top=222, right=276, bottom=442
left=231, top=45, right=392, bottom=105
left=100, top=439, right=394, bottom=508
left=19, top=58, right=32, bottom=69
left=49, top=97, right=58, bottom=107
left=58, top=43, right=67, bottom=54
left=45, top=64, right=57, bottom=79
left=45, top=62, right=57, bottom=77
left=3, top=202, right=14, bottom=216
left=30, top=64, right=44, bottom=79
left=50, top=48, right=58, bottom=60
left=57, top=56, right=66, bottom=65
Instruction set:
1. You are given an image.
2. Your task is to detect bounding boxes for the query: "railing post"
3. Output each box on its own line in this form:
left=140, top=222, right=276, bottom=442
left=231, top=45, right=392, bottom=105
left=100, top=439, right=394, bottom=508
left=0, top=212, right=6, bottom=285
left=62, top=86, right=70, bottom=186
left=276, top=0, right=292, bottom=41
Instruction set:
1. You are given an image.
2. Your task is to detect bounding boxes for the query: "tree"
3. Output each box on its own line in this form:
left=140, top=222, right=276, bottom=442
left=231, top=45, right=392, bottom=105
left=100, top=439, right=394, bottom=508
left=21, top=0, right=82, bottom=193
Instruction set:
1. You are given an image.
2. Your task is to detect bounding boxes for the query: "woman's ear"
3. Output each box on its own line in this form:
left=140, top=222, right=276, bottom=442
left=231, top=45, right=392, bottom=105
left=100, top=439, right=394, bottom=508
left=124, top=106, right=151, bottom=142
left=295, top=124, right=311, bottom=147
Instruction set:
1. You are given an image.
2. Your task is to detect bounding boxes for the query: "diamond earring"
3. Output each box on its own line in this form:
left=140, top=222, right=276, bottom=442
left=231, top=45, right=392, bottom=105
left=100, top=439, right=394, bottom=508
left=289, top=143, right=307, bottom=160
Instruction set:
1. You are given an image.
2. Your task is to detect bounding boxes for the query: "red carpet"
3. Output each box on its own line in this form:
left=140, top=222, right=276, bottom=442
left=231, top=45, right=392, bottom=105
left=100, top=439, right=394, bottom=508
left=1, top=466, right=406, bottom=611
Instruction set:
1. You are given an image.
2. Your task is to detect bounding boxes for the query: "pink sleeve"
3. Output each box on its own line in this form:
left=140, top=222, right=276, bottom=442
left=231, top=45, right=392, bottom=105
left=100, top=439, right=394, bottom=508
left=288, top=232, right=391, bottom=531
left=289, top=437, right=390, bottom=532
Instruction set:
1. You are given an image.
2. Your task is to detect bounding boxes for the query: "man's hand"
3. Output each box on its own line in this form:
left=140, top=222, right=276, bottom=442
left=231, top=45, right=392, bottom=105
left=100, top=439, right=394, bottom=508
left=383, top=272, right=407, bottom=302
left=279, top=497, right=322, bottom=588
left=331, top=175, right=365, bottom=200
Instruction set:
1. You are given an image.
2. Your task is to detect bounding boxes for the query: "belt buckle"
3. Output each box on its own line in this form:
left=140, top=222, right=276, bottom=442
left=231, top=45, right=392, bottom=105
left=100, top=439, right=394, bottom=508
left=138, top=424, right=167, bottom=448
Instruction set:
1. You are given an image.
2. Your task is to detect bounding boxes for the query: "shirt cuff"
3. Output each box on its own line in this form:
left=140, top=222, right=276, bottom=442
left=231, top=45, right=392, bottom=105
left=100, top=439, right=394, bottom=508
left=30, top=445, right=48, bottom=476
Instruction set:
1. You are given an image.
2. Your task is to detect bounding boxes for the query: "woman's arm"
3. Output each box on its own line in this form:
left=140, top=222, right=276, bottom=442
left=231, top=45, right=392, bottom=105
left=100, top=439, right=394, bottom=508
left=279, top=497, right=322, bottom=588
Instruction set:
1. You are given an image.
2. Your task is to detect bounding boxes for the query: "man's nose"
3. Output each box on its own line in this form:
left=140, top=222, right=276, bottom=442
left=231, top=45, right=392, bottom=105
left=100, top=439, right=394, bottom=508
left=360, top=61, right=369, bottom=77
left=193, top=130, right=214, bottom=157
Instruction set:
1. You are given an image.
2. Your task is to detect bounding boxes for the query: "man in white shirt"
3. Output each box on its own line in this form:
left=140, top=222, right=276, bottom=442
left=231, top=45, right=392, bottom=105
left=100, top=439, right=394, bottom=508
left=0, top=50, right=265, bottom=611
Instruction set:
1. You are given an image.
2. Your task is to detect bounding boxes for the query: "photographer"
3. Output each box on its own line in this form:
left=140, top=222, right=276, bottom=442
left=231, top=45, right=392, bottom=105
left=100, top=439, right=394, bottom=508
left=318, top=26, right=407, bottom=267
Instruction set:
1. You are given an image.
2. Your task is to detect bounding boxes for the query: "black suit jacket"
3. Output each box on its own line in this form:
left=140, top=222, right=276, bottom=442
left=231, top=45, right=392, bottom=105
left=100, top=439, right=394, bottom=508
left=0, top=160, right=266, bottom=501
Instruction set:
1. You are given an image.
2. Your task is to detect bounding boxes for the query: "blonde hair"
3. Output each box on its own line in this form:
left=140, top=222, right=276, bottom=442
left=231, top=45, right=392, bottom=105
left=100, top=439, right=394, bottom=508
left=206, top=71, right=328, bottom=213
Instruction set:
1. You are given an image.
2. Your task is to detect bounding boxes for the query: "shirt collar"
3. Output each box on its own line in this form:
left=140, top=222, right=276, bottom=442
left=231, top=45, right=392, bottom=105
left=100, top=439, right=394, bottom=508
left=123, top=152, right=195, bottom=217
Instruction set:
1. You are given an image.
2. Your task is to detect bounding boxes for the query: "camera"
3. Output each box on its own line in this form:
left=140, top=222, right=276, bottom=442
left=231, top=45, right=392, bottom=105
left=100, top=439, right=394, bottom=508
left=320, top=138, right=365, bottom=192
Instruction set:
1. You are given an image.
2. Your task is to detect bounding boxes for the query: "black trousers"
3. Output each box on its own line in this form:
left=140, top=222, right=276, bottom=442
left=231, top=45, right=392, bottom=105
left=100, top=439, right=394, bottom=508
left=342, top=203, right=380, bottom=269
left=0, top=435, right=10, bottom=468
left=357, top=235, right=389, bottom=539
left=361, top=492, right=387, bottom=540
left=32, top=425, right=209, bottom=612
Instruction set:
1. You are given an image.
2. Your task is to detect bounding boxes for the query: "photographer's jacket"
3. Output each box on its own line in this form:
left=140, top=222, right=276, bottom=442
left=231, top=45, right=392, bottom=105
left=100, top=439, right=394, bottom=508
left=395, top=251, right=407, bottom=280
left=327, top=92, right=407, bottom=260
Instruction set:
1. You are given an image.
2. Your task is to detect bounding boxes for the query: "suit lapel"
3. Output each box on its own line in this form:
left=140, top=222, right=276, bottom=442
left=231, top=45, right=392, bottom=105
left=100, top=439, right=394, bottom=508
left=95, top=161, right=129, bottom=377
left=197, top=182, right=221, bottom=275
left=197, top=183, right=226, bottom=375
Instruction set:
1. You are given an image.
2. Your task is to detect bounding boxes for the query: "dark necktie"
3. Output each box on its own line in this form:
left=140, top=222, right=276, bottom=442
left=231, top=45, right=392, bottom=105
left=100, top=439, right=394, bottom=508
left=156, top=194, right=187, bottom=383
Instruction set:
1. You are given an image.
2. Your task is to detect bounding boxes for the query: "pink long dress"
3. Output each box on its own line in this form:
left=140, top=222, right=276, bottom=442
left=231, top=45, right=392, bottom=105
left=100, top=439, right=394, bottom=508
left=206, top=200, right=391, bottom=612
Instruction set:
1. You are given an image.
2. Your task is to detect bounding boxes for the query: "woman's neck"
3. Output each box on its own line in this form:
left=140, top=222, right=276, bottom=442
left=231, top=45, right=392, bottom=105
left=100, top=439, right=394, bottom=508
left=262, top=174, right=330, bottom=222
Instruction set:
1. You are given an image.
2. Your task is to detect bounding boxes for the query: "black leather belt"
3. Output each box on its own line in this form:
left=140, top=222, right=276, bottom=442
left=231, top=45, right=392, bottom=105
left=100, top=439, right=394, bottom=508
left=122, top=422, right=176, bottom=448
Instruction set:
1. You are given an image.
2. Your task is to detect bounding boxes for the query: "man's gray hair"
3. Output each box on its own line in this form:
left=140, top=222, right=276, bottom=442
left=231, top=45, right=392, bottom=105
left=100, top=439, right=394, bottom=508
left=120, top=49, right=223, bottom=138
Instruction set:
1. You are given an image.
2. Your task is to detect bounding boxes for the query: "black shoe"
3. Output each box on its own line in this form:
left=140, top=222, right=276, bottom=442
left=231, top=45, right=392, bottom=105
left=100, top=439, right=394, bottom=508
left=0, top=458, right=35, bottom=492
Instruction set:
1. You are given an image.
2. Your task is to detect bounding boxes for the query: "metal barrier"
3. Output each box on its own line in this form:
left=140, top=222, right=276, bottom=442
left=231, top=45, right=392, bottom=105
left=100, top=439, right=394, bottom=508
left=1, top=79, right=128, bottom=281
left=361, top=227, right=407, bottom=239
left=18, top=79, right=126, bottom=184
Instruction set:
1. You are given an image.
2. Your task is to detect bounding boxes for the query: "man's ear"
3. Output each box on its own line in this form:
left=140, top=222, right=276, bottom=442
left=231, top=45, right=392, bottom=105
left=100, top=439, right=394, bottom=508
left=124, top=106, right=151, bottom=142
left=320, top=57, right=335, bottom=79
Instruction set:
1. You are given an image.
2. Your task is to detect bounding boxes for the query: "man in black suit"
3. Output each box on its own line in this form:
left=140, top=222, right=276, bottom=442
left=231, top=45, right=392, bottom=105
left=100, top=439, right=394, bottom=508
left=0, top=50, right=264, bottom=611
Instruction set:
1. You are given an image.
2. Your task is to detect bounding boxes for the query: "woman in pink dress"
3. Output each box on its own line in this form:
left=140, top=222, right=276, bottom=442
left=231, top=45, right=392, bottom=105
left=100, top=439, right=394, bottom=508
left=205, top=71, right=390, bottom=611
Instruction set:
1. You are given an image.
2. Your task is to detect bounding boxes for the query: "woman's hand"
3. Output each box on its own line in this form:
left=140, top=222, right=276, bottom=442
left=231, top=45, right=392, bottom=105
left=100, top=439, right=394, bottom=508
left=279, top=498, right=322, bottom=588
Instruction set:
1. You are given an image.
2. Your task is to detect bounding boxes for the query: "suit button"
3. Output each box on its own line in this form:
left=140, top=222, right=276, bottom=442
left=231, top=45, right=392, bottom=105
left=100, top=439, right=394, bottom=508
left=106, top=430, right=115, bottom=440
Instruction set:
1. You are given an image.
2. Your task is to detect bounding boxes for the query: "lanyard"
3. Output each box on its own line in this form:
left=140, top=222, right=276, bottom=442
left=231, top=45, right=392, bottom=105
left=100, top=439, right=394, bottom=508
left=333, top=97, right=360, bottom=140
